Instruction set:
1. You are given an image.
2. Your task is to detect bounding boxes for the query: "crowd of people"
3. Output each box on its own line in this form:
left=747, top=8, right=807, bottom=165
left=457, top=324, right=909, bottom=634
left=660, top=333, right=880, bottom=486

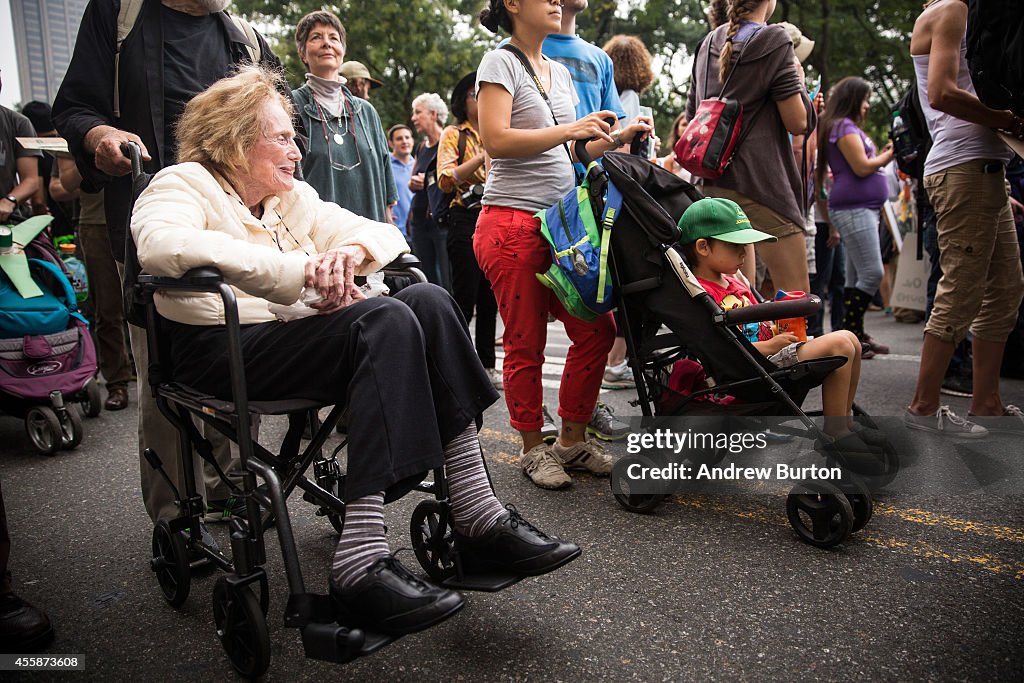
left=2, top=0, right=1023, bottom=656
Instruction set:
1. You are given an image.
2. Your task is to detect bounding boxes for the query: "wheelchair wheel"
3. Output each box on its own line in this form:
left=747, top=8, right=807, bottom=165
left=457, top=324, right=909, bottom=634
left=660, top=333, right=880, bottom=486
left=80, top=378, right=103, bottom=418
left=151, top=521, right=191, bottom=607
left=410, top=500, right=456, bottom=582
left=611, top=456, right=667, bottom=514
left=840, top=476, right=873, bottom=534
left=24, top=406, right=61, bottom=455
left=57, top=408, right=83, bottom=450
left=785, top=481, right=854, bottom=549
left=212, top=576, right=271, bottom=679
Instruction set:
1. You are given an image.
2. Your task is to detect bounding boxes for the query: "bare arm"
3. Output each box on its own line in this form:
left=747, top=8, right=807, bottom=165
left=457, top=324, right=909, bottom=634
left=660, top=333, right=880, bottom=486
left=776, top=93, right=809, bottom=136
left=926, top=2, right=1014, bottom=129
left=836, top=133, right=894, bottom=178
left=477, top=82, right=615, bottom=159
left=50, top=157, right=83, bottom=202
left=0, top=158, right=41, bottom=222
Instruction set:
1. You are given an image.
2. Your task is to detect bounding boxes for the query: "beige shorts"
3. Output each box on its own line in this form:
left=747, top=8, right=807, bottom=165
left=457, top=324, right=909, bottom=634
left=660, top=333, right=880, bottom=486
left=703, top=186, right=805, bottom=239
left=768, top=341, right=805, bottom=368
left=923, top=160, right=1024, bottom=344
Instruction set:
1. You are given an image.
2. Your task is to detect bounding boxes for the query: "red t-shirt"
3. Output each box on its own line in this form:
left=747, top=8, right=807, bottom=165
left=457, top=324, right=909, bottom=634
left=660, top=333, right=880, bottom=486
left=697, top=274, right=773, bottom=342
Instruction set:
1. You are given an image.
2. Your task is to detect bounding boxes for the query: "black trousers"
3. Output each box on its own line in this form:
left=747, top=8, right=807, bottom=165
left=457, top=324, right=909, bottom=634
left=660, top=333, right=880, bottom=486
left=447, top=205, right=498, bottom=368
left=167, top=284, right=499, bottom=502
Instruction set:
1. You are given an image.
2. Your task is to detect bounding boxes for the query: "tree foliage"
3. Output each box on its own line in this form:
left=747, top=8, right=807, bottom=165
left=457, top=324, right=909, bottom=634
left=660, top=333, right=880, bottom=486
left=231, top=0, right=493, bottom=132
left=231, top=0, right=925, bottom=150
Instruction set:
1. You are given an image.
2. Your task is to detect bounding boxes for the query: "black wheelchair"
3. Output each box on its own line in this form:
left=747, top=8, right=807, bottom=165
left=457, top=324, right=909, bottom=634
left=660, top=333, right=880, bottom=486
left=122, top=144, right=525, bottom=677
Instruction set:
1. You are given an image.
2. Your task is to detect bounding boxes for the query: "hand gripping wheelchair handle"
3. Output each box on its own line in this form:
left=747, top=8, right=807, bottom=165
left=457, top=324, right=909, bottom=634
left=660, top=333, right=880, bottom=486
left=119, top=141, right=149, bottom=198
left=721, top=295, right=822, bottom=326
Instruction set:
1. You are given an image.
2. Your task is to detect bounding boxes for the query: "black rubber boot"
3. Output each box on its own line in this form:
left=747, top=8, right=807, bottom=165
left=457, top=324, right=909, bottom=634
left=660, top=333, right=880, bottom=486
left=842, top=288, right=869, bottom=338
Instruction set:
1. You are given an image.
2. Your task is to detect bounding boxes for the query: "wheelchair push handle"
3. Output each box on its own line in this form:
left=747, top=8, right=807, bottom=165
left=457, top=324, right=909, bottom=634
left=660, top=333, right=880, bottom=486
left=120, top=141, right=145, bottom=184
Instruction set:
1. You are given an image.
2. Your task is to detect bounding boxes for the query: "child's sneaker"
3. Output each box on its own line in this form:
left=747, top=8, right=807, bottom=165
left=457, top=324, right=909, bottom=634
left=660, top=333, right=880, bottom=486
left=551, top=439, right=615, bottom=475
left=902, top=406, right=988, bottom=438
left=520, top=443, right=570, bottom=490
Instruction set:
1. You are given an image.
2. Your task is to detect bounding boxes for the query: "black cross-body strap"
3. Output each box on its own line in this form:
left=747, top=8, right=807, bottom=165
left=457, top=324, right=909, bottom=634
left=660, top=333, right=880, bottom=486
left=500, top=43, right=577, bottom=178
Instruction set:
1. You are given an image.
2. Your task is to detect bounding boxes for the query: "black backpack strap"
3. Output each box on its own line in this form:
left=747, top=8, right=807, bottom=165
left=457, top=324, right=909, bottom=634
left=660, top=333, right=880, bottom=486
left=499, top=44, right=576, bottom=180
left=457, top=127, right=469, bottom=165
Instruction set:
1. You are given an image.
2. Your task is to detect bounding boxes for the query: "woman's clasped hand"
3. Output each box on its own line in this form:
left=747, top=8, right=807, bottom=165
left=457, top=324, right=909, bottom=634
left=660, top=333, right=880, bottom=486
left=303, top=245, right=369, bottom=312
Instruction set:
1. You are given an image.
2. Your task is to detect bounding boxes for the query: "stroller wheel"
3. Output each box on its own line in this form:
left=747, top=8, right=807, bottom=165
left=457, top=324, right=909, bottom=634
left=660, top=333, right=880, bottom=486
left=611, top=456, right=667, bottom=514
left=839, top=476, right=873, bottom=534
left=151, top=521, right=191, bottom=607
left=24, top=406, right=62, bottom=455
left=410, top=500, right=456, bottom=582
left=786, top=481, right=854, bottom=549
left=212, top=576, right=271, bottom=679
left=81, top=379, right=103, bottom=418
left=57, top=409, right=83, bottom=450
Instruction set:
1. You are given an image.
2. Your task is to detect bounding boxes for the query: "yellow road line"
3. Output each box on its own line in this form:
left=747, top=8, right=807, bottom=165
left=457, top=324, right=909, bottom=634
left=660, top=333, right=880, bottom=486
left=477, top=434, right=1024, bottom=579
left=872, top=502, right=1024, bottom=544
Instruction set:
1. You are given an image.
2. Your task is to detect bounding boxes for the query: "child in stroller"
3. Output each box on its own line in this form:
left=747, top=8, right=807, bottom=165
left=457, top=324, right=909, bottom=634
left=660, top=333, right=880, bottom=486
left=677, top=197, right=883, bottom=454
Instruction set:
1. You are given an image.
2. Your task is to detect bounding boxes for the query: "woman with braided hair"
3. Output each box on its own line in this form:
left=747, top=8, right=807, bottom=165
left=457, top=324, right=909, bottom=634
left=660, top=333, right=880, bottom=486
left=685, top=0, right=814, bottom=293
left=706, top=0, right=729, bottom=29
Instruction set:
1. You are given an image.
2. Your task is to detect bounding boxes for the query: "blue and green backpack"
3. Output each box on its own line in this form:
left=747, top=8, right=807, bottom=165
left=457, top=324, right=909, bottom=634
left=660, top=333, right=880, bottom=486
left=535, top=162, right=623, bottom=321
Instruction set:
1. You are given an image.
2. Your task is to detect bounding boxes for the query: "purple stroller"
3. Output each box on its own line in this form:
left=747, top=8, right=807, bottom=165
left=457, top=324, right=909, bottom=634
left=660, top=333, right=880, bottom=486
left=0, top=222, right=101, bottom=454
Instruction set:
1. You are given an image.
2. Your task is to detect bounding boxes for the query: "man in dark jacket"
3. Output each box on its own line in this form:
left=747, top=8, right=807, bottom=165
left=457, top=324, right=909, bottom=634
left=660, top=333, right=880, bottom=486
left=52, top=0, right=281, bottom=526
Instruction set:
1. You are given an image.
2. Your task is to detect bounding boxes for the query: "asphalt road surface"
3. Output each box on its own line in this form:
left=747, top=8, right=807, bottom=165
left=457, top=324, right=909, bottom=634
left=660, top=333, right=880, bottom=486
left=1, top=311, right=1022, bottom=681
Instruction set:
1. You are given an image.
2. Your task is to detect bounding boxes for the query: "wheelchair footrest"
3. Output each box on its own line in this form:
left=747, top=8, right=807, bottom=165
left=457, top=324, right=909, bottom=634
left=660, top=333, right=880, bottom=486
left=441, top=571, right=523, bottom=592
left=293, top=593, right=397, bottom=664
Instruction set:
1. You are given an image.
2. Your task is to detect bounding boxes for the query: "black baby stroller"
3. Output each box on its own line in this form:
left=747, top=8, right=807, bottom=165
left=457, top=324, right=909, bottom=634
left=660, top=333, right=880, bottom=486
left=581, top=149, right=897, bottom=549
left=0, top=217, right=102, bottom=454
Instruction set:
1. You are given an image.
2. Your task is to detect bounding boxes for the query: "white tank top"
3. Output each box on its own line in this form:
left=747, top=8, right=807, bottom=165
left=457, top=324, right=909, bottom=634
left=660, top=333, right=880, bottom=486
left=912, top=27, right=1012, bottom=176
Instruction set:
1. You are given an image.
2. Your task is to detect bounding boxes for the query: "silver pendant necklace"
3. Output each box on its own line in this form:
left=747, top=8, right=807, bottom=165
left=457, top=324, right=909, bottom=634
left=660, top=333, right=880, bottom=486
left=333, top=132, right=344, bottom=146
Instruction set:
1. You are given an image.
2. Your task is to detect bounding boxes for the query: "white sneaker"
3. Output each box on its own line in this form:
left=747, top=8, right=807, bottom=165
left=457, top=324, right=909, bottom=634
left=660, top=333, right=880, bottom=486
left=602, top=361, right=635, bottom=390
left=902, top=405, right=988, bottom=438
left=485, top=367, right=503, bottom=391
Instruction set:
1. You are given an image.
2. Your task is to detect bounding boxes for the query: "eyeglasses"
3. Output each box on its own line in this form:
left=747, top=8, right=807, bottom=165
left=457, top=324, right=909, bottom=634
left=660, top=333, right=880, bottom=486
left=314, top=97, right=363, bottom=172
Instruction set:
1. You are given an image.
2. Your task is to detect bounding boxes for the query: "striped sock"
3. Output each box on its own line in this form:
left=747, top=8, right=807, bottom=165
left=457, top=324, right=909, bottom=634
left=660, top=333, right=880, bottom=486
left=445, top=424, right=506, bottom=537
left=331, top=492, right=390, bottom=589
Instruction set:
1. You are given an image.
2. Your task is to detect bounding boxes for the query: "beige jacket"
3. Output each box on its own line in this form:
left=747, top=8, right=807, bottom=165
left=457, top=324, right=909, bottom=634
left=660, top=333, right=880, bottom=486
left=131, top=162, right=409, bottom=325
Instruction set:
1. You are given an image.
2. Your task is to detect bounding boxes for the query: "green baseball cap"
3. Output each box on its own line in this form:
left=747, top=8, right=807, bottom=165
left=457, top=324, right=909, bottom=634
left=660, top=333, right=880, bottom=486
left=677, top=198, right=778, bottom=245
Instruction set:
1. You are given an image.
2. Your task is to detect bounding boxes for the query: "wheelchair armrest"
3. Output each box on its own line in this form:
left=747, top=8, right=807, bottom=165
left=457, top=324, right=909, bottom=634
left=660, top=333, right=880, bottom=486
left=138, top=266, right=225, bottom=293
left=721, top=296, right=822, bottom=326
left=386, top=253, right=421, bottom=270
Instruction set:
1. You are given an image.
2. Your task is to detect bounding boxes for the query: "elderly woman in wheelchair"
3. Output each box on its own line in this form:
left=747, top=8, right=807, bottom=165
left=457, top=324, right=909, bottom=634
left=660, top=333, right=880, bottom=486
left=130, top=66, right=579, bottom=638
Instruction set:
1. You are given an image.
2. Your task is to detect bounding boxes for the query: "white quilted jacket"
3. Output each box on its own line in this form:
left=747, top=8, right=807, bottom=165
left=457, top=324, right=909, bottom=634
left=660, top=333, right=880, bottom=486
left=131, top=162, right=409, bottom=325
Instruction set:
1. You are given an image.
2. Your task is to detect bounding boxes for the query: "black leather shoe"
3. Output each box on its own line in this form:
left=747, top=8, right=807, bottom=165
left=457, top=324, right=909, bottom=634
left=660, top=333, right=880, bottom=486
left=104, top=386, right=129, bottom=411
left=455, top=505, right=581, bottom=577
left=0, top=591, right=54, bottom=654
left=330, top=555, right=463, bottom=635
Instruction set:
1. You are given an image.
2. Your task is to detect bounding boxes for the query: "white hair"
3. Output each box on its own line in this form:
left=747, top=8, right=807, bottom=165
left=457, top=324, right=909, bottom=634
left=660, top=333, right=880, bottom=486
left=412, top=92, right=448, bottom=124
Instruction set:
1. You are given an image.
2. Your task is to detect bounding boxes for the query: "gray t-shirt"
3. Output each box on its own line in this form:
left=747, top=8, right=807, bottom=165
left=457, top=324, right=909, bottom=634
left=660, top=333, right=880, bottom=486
left=476, top=49, right=579, bottom=213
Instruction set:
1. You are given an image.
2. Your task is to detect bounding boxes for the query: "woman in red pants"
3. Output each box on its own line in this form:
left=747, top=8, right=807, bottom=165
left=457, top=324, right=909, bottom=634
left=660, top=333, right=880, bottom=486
left=474, top=0, right=650, bottom=490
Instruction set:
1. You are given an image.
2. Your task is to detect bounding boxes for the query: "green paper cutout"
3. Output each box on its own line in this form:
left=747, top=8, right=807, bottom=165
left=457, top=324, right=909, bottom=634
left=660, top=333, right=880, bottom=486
left=11, top=215, right=55, bottom=247
left=0, top=253, right=44, bottom=298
